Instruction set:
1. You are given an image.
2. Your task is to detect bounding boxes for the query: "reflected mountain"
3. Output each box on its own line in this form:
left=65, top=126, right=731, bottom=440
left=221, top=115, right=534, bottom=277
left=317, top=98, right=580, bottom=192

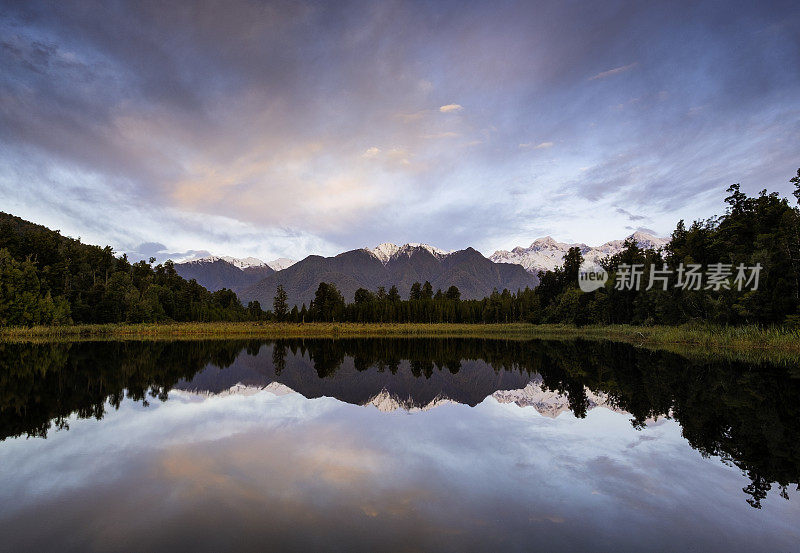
left=176, top=339, right=534, bottom=408
left=1, top=338, right=799, bottom=508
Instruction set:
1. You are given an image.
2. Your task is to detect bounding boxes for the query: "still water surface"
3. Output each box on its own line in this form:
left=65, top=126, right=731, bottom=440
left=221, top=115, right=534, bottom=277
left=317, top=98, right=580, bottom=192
left=1, top=338, right=799, bottom=552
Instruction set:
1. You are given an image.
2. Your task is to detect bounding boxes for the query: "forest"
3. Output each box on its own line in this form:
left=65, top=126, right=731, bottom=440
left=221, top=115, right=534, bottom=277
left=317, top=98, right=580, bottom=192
left=0, top=213, right=265, bottom=325
left=1, top=169, right=799, bottom=327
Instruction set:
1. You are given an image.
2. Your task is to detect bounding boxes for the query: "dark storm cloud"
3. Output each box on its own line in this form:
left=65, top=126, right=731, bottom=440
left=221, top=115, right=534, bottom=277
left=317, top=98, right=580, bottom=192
left=1, top=0, right=799, bottom=257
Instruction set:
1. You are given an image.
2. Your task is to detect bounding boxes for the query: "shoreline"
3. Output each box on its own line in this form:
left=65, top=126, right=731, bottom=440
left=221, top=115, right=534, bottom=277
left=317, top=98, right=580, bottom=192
left=2, top=321, right=799, bottom=351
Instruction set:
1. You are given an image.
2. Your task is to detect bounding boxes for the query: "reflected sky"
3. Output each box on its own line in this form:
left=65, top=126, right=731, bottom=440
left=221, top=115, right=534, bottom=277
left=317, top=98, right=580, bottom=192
left=2, top=387, right=798, bottom=552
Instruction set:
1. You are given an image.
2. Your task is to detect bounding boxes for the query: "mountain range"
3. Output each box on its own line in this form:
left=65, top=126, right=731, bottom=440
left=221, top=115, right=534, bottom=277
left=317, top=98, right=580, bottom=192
left=173, top=255, right=296, bottom=294
left=177, top=377, right=627, bottom=420
left=173, top=231, right=668, bottom=306
left=489, top=231, right=669, bottom=273
left=239, top=244, right=538, bottom=308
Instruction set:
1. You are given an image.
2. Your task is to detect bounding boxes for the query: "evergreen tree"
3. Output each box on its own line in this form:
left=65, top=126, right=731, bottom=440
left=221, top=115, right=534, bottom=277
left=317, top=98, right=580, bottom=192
left=311, top=282, right=345, bottom=321
left=273, top=285, right=288, bottom=321
left=0, top=249, right=71, bottom=326
left=354, top=288, right=374, bottom=304
left=247, top=300, right=263, bottom=320
left=792, top=168, right=800, bottom=205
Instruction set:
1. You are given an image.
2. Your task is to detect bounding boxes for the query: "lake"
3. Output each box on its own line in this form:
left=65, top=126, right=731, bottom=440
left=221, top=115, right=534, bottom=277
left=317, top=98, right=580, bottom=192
left=1, top=338, right=799, bottom=552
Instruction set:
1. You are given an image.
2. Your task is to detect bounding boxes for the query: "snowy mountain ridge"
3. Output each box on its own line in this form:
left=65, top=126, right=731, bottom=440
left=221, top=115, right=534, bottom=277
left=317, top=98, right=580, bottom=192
left=490, top=231, right=669, bottom=274
left=490, top=375, right=624, bottom=418
left=365, top=242, right=452, bottom=265
left=362, top=389, right=456, bottom=412
left=181, top=380, right=637, bottom=419
left=266, top=257, right=298, bottom=271
left=187, top=255, right=297, bottom=271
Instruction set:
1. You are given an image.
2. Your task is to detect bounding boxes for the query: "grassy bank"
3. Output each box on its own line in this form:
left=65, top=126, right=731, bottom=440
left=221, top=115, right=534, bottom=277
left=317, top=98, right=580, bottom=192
left=0, top=321, right=545, bottom=341
left=2, top=321, right=800, bottom=352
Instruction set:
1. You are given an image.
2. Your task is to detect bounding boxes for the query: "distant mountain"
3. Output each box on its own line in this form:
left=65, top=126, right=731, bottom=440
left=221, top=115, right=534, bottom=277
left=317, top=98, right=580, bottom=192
left=175, top=232, right=667, bottom=303
left=175, top=343, right=533, bottom=407
left=240, top=243, right=538, bottom=307
left=368, top=242, right=451, bottom=263
left=267, top=257, right=297, bottom=271
left=491, top=375, right=626, bottom=418
left=490, top=231, right=669, bottom=274
left=174, top=255, right=295, bottom=293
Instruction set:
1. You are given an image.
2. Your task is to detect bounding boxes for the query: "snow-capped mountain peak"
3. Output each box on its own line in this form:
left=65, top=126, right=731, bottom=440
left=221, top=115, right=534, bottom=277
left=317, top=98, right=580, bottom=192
left=628, top=231, right=669, bottom=250
left=491, top=375, right=625, bottom=418
left=363, top=389, right=455, bottom=412
left=266, top=257, right=297, bottom=271
left=225, top=256, right=266, bottom=269
left=369, top=243, right=402, bottom=264
left=530, top=236, right=564, bottom=249
left=365, top=242, right=452, bottom=265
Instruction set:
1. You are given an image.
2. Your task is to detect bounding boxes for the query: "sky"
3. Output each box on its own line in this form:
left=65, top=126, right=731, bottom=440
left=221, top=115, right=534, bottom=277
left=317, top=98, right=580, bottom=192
left=1, top=0, right=799, bottom=263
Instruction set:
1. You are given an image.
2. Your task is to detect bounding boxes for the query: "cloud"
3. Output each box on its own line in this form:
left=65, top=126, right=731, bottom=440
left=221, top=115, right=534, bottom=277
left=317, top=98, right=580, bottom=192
left=395, top=111, right=427, bottom=122
left=588, top=62, right=639, bottom=81
left=615, top=207, right=647, bottom=222
left=1, top=0, right=798, bottom=257
left=358, top=147, right=415, bottom=171
left=624, top=226, right=659, bottom=235
left=520, top=142, right=554, bottom=149
left=423, top=131, right=460, bottom=139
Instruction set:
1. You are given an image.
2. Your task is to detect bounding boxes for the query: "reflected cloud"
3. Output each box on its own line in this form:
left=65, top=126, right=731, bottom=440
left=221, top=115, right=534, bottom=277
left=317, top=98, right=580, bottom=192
left=2, top=386, right=798, bottom=552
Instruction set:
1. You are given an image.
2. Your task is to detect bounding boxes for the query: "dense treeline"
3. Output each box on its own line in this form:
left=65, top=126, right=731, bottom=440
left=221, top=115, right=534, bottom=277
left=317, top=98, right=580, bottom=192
left=274, top=279, right=538, bottom=323
left=276, top=170, right=800, bottom=326
left=0, top=212, right=265, bottom=325
left=534, top=170, right=800, bottom=326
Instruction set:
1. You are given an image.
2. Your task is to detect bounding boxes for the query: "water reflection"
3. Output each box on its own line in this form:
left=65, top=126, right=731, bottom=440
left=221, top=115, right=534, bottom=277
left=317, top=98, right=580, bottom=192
left=1, top=338, right=800, bottom=512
